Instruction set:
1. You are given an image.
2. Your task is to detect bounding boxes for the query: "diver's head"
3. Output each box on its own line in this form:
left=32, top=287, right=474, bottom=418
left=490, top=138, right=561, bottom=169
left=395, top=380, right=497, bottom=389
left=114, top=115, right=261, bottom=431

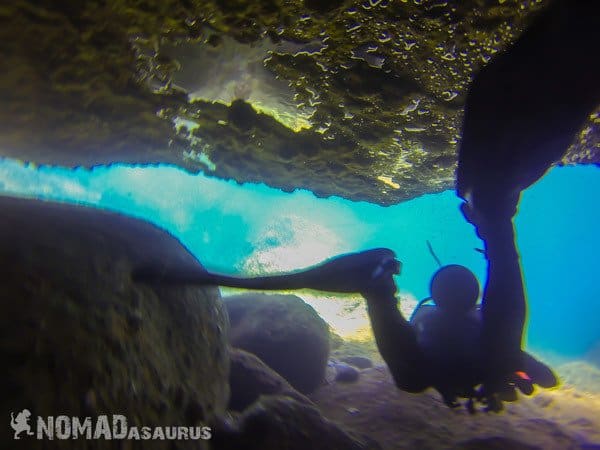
left=429, top=264, right=479, bottom=313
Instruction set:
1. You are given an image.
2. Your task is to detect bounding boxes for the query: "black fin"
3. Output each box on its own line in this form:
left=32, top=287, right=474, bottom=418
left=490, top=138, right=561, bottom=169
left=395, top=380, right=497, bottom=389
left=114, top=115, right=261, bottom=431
left=522, top=352, right=558, bottom=388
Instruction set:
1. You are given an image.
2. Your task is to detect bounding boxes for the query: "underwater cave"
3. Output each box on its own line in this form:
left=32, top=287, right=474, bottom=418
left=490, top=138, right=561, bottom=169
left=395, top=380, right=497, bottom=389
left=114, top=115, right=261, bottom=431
left=1, top=0, right=599, bottom=449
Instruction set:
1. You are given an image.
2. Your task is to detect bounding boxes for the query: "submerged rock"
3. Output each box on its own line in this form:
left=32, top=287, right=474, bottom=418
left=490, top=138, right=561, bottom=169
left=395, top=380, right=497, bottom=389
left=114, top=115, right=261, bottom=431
left=225, top=293, right=330, bottom=393
left=332, top=337, right=384, bottom=367
left=0, top=196, right=229, bottom=449
left=342, top=356, right=374, bottom=369
left=333, top=362, right=360, bottom=383
left=325, top=359, right=362, bottom=384
left=212, top=396, right=381, bottom=450
left=228, top=347, right=312, bottom=411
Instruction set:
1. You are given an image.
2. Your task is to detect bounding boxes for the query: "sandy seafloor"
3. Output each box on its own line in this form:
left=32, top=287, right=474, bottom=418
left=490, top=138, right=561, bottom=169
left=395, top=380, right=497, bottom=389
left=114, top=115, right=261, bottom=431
left=253, top=289, right=600, bottom=449
left=308, top=356, right=600, bottom=450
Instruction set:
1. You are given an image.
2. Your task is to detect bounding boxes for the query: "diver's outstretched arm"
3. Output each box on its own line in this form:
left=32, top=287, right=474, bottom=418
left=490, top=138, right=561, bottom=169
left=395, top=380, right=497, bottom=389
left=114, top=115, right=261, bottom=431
left=362, top=281, right=429, bottom=393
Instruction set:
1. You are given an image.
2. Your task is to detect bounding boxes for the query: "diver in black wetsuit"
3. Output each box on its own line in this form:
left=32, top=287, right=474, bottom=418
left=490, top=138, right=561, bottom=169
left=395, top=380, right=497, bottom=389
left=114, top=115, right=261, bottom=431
left=134, top=198, right=558, bottom=412
left=132, top=190, right=558, bottom=412
left=368, top=0, right=598, bottom=411
left=134, top=0, right=597, bottom=413
left=359, top=198, right=557, bottom=412
left=133, top=203, right=557, bottom=412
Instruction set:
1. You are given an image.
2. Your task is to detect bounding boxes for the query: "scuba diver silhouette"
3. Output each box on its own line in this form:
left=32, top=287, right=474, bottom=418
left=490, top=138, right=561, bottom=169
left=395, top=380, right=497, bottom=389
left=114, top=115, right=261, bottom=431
left=133, top=211, right=557, bottom=412
left=361, top=238, right=557, bottom=412
left=133, top=0, right=600, bottom=413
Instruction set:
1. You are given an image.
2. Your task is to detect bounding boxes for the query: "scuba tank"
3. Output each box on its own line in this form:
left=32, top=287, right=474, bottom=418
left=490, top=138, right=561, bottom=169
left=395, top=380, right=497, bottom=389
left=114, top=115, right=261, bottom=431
left=410, top=265, right=484, bottom=392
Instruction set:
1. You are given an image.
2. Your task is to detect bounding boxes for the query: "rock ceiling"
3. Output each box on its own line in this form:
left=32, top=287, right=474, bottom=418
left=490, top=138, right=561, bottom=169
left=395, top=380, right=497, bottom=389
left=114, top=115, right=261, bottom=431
left=0, top=0, right=597, bottom=204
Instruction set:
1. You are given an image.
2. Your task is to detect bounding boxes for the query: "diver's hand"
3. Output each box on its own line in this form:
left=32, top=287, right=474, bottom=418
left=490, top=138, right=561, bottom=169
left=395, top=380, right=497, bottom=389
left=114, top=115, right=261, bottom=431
left=476, top=353, right=558, bottom=412
left=359, top=257, right=400, bottom=300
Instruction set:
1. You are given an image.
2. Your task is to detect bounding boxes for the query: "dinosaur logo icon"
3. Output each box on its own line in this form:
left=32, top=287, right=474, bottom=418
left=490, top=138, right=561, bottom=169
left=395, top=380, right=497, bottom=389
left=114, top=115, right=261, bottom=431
left=10, top=409, right=35, bottom=439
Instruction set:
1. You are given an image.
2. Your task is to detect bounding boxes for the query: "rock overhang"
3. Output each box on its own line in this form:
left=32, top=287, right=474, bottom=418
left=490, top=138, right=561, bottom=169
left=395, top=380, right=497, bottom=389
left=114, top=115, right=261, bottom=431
left=0, top=0, right=597, bottom=205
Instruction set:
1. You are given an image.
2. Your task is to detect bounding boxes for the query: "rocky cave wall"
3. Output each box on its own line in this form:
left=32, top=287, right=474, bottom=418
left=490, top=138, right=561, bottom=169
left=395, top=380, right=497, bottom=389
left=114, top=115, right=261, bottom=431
left=0, top=195, right=230, bottom=449
left=0, top=0, right=597, bottom=205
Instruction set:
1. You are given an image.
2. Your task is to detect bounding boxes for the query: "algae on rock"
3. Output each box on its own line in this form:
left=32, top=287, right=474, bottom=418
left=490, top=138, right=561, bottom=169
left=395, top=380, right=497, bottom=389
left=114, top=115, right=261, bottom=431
left=0, top=196, right=229, bottom=449
left=1, top=0, right=596, bottom=205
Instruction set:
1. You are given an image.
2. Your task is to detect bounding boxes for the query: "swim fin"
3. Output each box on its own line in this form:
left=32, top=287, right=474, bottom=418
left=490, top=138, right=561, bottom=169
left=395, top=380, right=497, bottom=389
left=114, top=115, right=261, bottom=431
left=521, top=351, right=558, bottom=389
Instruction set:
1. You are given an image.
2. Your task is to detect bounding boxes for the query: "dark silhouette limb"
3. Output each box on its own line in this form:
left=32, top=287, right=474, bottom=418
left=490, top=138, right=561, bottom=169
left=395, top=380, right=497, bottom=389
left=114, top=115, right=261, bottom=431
left=455, top=0, right=599, bottom=406
left=362, top=289, right=428, bottom=393
left=481, top=217, right=525, bottom=384
left=461, top=196, right=526, bottom=398
left=457, top=0, right=600, bottom=201
left=133, top=248, right=399, bottom=294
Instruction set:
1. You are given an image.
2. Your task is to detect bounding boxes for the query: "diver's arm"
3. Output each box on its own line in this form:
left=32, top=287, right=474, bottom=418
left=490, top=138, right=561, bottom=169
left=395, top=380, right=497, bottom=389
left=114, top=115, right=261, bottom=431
left=480, top=215, right=525, bottom=376
left=362, top=288, right=428, bottom=393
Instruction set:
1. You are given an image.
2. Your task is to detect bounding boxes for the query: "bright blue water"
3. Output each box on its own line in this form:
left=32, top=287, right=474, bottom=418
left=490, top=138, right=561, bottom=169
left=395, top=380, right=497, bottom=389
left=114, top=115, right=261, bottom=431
left=0, top=158, right=598, bottom=359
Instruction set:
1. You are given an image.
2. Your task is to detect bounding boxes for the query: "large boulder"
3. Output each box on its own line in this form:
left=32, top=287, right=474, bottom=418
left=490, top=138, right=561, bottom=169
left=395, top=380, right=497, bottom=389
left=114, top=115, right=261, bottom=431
left=225, top=293, right=330, bottom=393
left=228, top=348, right=311, bottom=411
left=0, top=196, right=229, bottom=449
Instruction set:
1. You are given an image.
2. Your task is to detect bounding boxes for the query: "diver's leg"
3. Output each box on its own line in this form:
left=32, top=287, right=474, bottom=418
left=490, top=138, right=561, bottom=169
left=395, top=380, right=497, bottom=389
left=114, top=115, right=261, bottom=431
left=463, top=190, right=557, bottom=409
left=461, top=189, right=526, bottom=398
left=363, top=291, right=428, bottom=392
left=480, top=214, right=525, bottom=380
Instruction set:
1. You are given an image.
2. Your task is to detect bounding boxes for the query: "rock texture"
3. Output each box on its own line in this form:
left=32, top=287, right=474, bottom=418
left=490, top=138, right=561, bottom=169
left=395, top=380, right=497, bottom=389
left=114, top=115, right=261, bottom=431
left=212, top=396, right=381, bottom=450
left=228, top=347, right=312, bottom=411
left=0, top=196, right=229, bottom=449
left=342, top=356, right=374, bottom=369
left=333, top=362, right=361, bottom=383
left=225, top=293, right=330, bottom=393
left=1, top=0, right=597, bottom=204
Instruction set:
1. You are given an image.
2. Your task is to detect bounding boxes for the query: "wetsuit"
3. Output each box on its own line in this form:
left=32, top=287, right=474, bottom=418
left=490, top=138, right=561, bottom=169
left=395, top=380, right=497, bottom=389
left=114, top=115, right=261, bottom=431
left=362, top=205, right=555, bottom=411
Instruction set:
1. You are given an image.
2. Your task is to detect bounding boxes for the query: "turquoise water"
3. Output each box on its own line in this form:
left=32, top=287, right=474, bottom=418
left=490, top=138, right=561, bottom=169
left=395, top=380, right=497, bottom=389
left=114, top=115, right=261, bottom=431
left=1, top=158, right=598, bottom=359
